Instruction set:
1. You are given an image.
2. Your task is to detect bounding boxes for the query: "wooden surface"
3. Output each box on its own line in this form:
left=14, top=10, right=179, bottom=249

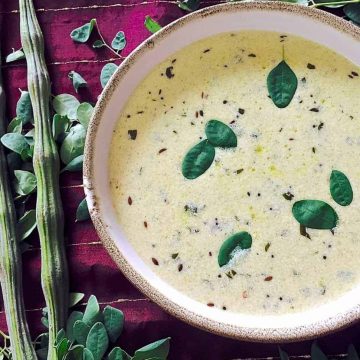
left=0, top=1, right=359, bottom=359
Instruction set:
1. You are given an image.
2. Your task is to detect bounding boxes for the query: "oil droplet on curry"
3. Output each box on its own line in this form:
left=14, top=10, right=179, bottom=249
left=109, top=31, right=360, bottom=315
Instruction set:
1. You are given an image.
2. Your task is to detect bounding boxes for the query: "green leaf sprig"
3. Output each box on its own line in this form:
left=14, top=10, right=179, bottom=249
left=182, top=120, right=237, bottom=179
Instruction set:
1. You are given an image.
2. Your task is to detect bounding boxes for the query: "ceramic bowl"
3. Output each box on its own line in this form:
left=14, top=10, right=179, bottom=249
left=84, top=2, right=360, bottom=342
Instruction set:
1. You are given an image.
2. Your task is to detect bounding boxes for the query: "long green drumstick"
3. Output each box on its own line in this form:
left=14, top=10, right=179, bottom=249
left=19, top=0, right=69, bottom=358
left=0, top=52, right=37, bottom=359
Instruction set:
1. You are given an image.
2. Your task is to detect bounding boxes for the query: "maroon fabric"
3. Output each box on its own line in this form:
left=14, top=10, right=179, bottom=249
left=0, top=1, right=359, bottom=359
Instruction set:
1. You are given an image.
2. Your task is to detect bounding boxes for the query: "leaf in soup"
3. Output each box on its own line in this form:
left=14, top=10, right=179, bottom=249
left=53, top=94, right=81, bottom=120
left=14, top=170, right=37, bottom=195
left=1, top=133, right=30, bottom=156
left=344, top=3, right=360, bottom=25
left=6, top=49, right=25, bottom=63
left=86, top=322, right=109, bottom=360
left=144, top=16, right=162, bottom=33
left=205, top=120, right=237, bottom=148
left=330, top=170, right=353, bottom=206
left=182, top=140, right=215, bottom=180
left=68, top=71, right=88, bottom=93
left=111, top=31, right=126, bottom=51
left=77, top=102, right=94, bottom=129
left=60, top=124, right=86, bottom=164
left=292, top=200, right=338, bottom=230
left=76, top=198, right=90, bottom=222
left=7, top=117, right=23, bottom=134
left=218, top=232, right=252, bottom=267
left=103, top=305, right=124, bottom=343
left=70, top=19, right=96, bottom=43
left=100, top=63, right=118, bottom=88
left=132, top=337, right=171, bottom=360
left=16, top=90, right=33, bottom=124
left=17, top=210, right=37, bottom=241
left=267, top=60, right=298, bottom=108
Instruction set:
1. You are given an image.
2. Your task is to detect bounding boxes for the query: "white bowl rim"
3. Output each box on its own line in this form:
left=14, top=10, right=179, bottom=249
left=84, top=1, right=360, bottom=342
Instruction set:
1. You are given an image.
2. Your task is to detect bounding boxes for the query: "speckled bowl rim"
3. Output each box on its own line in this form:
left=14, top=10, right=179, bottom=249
left=84, top=1, right=360, bottom=342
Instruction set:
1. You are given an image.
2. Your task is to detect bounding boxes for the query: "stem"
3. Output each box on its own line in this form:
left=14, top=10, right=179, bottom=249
left=310, top=0, right=360, bottom=7
left=0, top=51, right=37, bottom=359
left=94, top=20, right=125, bottom=59
left=19, top=0, right=69, bottom=359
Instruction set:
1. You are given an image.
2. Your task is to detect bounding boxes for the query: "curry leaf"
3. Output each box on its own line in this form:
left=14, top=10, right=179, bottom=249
left=7, top=117, right=23, bottom=134
left=144, top=16, right=162, bottom=33
left=132, top=338, right=171, bottom=360
left=77, top=102, right=94, bottom=129
left=6, top=49, right=25, bottom=63
left=76, top=198, right=90, bottom=222
left=218, top=232, right=252, bottom=267
left=103, top=306, right=124, bottom=343
left=1, top=133, right=30, bottom=157
left=66, top=311, right=83, bottom=342
left=83, top=295, right=102, bottom=327
left=17, top=210, right=37, bottom=241
left=205, top=120, right=237, bottom=148
left=53, top=94, right=81, bottom=120
left=52, top=114, right=70, bottom=142
left=14, top=170, right=37, bottom=195
left=70, top=19, right=96, bottom=43
left=86, top=322, right=109, bottom=360
left=73, top=320, right=91, bottom=346
left=100, top=63, right=118, bottom=88
left=68, top=71, right=88, bottom=93
left=111, top=31, right=126, bottom=51
left=60, top=124, right=86, bottom=164
left=61, top=155, right=84, bottom=173
left=330, top=170, right=353, bottom=206
left=344, top=3, right=360, bottom=25
left=16, top=90, right=33, bottom=124
left=178, top=0, right=201, bottom=11
left=182, top=140, right=215, bottom=180
left=292, top=200, right=338, bottom=230
left=267, top=60, right=298, bottom=108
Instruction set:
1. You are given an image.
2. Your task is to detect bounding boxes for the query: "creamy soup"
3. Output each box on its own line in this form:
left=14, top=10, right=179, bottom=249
left=109, top=31, right=360, bottom=315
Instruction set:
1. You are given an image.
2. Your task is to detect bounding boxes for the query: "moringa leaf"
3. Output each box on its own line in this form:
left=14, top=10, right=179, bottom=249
left=132, top=338, right=171, bottom=360
left=70, top=19, right=96, bottom=43
left=52, top=114, right=70, bottom=142
left=100, top=63, right=118, bottom=88
left=267, top=60, right=298, bottom=108
left=16, top=90, right=33, bottom=124
left=64, top=345, right=84, bottom=360
left=330, top=170, right=353, bottom=206
left=53, top=94, right=81, bottom=120
left=93, top=40, right=105, bottom=48
left=103, top=306, right=124, bottom=343
left=182, top=140, right=215, bottom=180
left=6, top=49, right=25, bottom=63
left=76, top=198, right=90, bottom=222
left=83, top=295, right=102, bottom=327
left=205, top=120, right=237, bottom=148
left=69, top=292, right=85, bottom=308
left=83, top=348, right=95, bottom=360
left=60, top=124, right=86, bottom=165
left=1, top=133, right=30, bottom=156
left=111, top=31, right=126, bottom=51
left=178, top=0, right=201, bottom=11
left=14, top=170, right=37, bottom=195
left=77, top=102, right=94, bottom=129
left=86, top=322, right=109, bottom=360
left=66, top=311, right=83, bottom=342
left=7, top=117, right=23, bottom=134
left=344, top=3, right=360, bottom=25
left=218, top=232, right=252, bottom=267
left=73, top=320, right=91, bottom=346
left=144, top=16, right=162, bottom=33
left=61, top=155, right=84, bottom=173
left=17, top=210, right=37, bottom=241
left=292, top=200, right=338, bottom=230
left=311, top=341, right=328, bottom=360
left=68, top=71, right=88, bottom=93
left=108, top=348, right=131, bottom=360
left=57, top=337, right=71, bottom=359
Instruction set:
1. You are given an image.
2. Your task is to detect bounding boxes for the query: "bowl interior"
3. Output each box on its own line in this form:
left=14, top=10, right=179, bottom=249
left=84, top=2, right=360, bottom=341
